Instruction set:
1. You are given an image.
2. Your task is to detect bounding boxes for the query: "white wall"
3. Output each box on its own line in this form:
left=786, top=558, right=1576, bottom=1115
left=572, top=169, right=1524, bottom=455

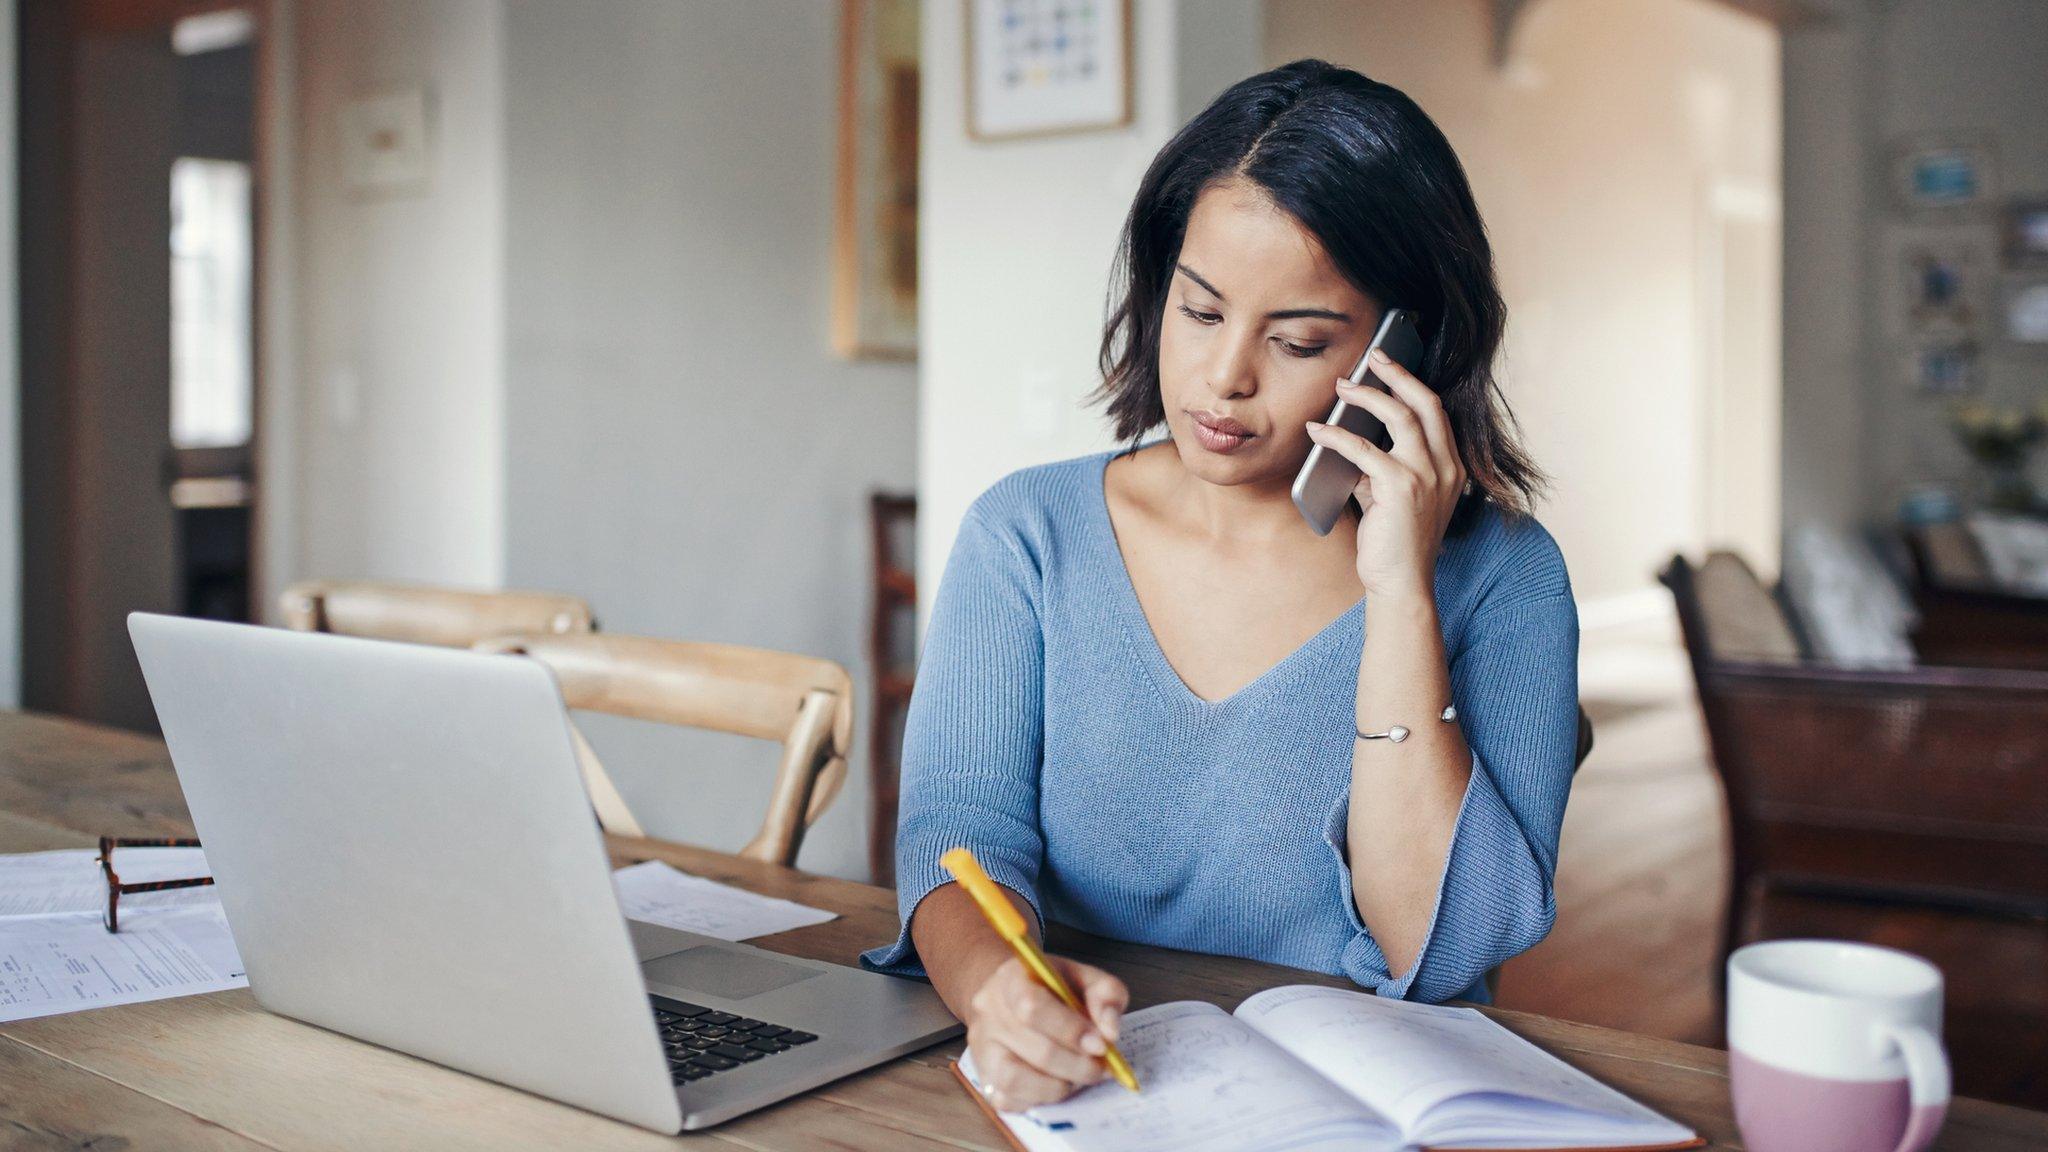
left=1783, top=0, right=2048, bottom=528
left=499, top=0, right=917, bottom=882
left=263, top=0, right=920, bottom=881
left=1266, top=0, right=1780, bottom=604
left=918, top=0, right=1263, bottom=602
left=288, top=0, right=504, bottom=589
left=1778, top=0, right=1872, bottom=533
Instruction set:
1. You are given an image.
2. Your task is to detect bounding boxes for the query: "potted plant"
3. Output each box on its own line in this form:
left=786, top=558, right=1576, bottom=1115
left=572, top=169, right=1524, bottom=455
left=1950, top=399, right=2048, bottom=513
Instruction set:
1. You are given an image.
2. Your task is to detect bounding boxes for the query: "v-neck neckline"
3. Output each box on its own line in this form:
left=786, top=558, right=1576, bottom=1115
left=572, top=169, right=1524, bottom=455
left=1089, top=446, right=1364, bottom=712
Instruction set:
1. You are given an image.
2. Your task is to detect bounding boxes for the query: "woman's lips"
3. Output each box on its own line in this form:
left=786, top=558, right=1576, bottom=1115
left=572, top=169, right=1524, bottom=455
left=1188, top=411, right=1256, bottom=454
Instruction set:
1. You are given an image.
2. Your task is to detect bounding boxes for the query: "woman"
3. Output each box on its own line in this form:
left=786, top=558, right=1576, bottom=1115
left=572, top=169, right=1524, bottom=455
left=860, top=59, right=1577, bottom=1111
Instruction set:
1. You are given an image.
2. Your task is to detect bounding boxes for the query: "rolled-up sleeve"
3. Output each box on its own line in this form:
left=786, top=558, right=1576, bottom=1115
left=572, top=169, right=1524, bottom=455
left=859, top=507, right=1047, bottom=978
left=1323, top=591, right=1579, bottom=1002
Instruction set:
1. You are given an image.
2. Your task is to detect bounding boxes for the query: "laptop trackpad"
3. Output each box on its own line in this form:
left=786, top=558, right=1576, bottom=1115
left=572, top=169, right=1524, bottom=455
left=643, top=946, right=822, bottom=1001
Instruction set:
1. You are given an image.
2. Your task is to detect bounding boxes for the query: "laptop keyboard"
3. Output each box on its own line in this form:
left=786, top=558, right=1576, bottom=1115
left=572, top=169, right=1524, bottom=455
left=652, top=997, right=819, bottom=1085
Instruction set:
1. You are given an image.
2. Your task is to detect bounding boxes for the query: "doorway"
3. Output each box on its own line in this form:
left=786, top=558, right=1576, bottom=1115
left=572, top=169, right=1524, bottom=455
left=19, top=3, right=260, bottom=730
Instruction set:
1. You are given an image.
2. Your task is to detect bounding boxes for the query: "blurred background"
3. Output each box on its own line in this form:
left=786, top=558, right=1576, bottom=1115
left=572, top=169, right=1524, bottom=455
left=2, top=0, right=2043, bottom=1110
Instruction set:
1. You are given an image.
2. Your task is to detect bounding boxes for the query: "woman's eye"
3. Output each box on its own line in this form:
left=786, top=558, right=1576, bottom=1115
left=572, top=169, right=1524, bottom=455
left=1276, top=338, right=1326, bottom=359
left=1176, top=303, right=1221, bottom=325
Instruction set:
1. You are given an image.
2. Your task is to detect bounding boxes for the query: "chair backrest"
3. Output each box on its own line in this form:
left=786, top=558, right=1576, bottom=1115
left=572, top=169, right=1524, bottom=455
left=1686, top=552, right=1802, bottom=665
left=474, top=633, right=854, bottom=868
left=1660, top=551, right=1755, bottom=788
left=280, top=580, right=594, bottom=648
left=1905, top=521, right=1993, bottom=589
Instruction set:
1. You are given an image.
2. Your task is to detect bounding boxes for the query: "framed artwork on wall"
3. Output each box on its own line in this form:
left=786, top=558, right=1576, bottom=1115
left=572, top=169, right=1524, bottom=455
left=1890, top=133, right=1998, bottom=215
left=2001, top=276, right=2048, bottom=348
left=833, top=0, right=921, bottom=361
left=966, top=0, right=1132, bottom=142
left=1904, top=339, right=1981, bottom=396
left=2004, top=198, right=2048, bottom=269
left=339, top=90, right=430, bottom=197
left=1881, top=226, right=1996, bottom=340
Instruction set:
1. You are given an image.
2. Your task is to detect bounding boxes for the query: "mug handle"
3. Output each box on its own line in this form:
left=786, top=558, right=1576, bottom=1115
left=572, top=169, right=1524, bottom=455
left=1876, top=1022, right=1950, bottom=1152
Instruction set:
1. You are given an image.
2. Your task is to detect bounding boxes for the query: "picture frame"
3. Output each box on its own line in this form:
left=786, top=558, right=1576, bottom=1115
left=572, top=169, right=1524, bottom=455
left=1904, top=338, right=1981, bottom=396
left=833, top=0, right=921, bottom=361
left=339, top=90, right=430, bottom=197
left=2000, top=275, right=2048, bottom=348
left=2004, top=197, right=2048, bottom=269
left=966, top=0, right=1133, bottom=142
left=1890, top=133, right=1998, bottom=215
left=1881, top=225, right=1996, bottom=340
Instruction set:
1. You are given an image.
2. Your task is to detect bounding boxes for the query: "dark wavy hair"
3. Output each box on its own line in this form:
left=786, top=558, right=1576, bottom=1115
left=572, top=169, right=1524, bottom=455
left=1094, top=58, right=1544, bottom=518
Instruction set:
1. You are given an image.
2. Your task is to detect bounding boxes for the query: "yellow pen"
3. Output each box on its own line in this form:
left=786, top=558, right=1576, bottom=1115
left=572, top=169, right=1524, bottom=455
left=941, top=847, right=1140, bottom=1093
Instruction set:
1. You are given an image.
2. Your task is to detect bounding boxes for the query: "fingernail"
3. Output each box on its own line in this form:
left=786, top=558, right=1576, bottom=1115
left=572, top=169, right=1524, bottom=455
left=1082, top=1033, right=1105, bottom=1055
left=1370, top=347, right=1390, bottom=363
left=1306, top=421, right=1324, bottom=432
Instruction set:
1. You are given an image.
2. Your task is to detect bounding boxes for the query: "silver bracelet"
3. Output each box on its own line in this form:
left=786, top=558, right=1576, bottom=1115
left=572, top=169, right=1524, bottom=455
left=1356, top=704, right=1457, bottom=744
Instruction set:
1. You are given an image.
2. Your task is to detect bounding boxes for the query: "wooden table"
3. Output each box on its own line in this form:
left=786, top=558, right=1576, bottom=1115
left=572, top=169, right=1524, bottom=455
left=0, top=710, right=2042, bottom=1151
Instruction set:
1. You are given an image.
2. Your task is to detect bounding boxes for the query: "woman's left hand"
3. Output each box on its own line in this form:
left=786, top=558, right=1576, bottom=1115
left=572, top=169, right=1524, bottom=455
left=1304, top=348, right=1466, bottom=598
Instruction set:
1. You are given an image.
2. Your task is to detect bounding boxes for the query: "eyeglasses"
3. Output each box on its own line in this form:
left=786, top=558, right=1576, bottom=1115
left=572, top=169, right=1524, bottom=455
left=98, top=836, right=215, bottom=933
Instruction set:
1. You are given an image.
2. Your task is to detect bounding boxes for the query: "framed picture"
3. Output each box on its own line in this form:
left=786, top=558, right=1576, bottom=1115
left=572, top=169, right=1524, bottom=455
left=2001, top=276, right=2048, bottom=348
left=1890, top=133, right=1997, bottom=214
left=339, top=90, right=430, bottom=197
left=966, top=0, right=1132, bottom=141
left=1882, top=226, right=1995, bottom=339
left=833, top=0, right=921, bottom=360
left=1904, top=339, right=1981, bottom=396
left=2004, top=198, right=2048, bottom=269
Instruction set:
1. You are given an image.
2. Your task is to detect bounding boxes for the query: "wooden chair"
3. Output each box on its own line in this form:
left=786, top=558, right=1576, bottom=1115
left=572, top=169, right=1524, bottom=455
left=278, top=578, right=631, bottom=831
left=1659, top=551, right=2048, bottom=988
left=278, top=580, right=595, bottom=647
left=474, top=633, right=854, bottom=868
left=1899, top=522, right=2048, bottom=671
left=867, top=492, right=918, bottom=885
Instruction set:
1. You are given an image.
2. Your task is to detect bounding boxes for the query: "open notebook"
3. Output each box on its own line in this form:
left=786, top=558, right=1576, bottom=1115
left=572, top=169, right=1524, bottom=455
left=954, top=985, right=1702, bottom=1152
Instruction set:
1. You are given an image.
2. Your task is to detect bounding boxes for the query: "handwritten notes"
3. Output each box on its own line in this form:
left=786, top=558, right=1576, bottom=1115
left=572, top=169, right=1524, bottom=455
left=959, top=988, right=1697, bottom=1152
left=611, top=861, right=837, bottom=941
left=964, top=1001, right=1396, bottom=1152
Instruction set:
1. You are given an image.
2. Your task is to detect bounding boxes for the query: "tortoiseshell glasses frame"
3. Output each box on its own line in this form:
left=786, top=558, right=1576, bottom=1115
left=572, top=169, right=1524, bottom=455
left=97, top=836, right=215, bottom=933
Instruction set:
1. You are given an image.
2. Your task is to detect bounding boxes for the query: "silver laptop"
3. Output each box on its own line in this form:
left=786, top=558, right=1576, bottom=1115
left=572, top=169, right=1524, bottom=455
left=128, top=613, right=960, bottom=1132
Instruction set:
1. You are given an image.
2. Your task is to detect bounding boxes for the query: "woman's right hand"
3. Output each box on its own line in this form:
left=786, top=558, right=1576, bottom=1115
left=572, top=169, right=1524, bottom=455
left=966, top=953, right=1129, bottom=1112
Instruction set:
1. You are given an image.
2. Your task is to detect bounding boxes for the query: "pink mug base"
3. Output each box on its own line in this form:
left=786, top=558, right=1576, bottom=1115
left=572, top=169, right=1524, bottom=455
left=1732, top=1050, right=1947, bottom=1152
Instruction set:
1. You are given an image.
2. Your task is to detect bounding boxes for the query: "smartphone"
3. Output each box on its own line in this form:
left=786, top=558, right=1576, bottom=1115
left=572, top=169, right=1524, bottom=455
left=1290, top=308, right=1427, bottom=536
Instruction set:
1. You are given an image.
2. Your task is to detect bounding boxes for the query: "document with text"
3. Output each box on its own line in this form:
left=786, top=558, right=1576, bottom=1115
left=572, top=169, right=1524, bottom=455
left=612, top=860, right=837, bottom=941
left=957, top=987, right=1702, bottom=1152
left=0, top=847, right=217, bottom=917
left=0, top=904, right=248, bottom=1023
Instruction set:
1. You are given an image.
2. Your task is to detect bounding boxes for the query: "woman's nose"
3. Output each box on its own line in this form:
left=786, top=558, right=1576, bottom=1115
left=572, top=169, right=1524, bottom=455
left=1204, top=332, right=1259, bottom=399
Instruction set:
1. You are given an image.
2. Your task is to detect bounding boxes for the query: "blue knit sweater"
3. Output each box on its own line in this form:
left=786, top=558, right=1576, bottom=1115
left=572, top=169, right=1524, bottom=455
left=859, top=447, right=1579, bottom=1004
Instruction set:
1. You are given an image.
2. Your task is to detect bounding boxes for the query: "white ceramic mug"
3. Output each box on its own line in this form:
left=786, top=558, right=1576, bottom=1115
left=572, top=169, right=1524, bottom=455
left=1727, top=940, right=1950, bottom=1152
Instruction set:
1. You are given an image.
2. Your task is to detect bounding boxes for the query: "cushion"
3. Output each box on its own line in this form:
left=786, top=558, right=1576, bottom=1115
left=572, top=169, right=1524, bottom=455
left=1779, top=526, right=1917, bottom=668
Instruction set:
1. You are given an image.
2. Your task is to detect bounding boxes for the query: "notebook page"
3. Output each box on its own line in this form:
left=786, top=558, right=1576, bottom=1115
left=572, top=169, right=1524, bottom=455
left=960, top=1000, right=1399, bottom=1152
left=1235, top=986, right=1689, bottom=1144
